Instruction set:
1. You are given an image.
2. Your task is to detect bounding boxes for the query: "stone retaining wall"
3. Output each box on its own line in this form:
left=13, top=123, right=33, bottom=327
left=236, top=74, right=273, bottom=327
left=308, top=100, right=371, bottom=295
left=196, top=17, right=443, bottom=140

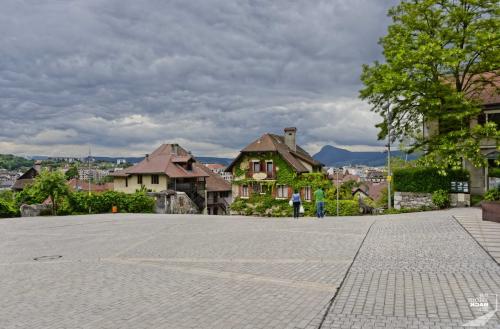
left=394, top=192, right=434, bottom=210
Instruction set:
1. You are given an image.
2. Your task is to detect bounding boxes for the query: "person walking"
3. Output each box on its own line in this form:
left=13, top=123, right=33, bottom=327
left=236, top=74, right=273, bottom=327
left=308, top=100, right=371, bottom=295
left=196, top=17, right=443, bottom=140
left=291, top=189, right=301, bottom=219
left=314, top=187, right=325, bottom=218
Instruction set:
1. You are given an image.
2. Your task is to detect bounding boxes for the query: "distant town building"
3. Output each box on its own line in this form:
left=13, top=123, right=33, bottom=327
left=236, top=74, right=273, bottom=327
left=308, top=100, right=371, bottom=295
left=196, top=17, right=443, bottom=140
left=12, top=161, right=42, bottom=191
left=67, top=179, right=113, bottom=193
left=116, top=159, right=127, bottom=165
left=205, top=163, right=233, bottom=182
left=78, top=168, right=109, bottom=181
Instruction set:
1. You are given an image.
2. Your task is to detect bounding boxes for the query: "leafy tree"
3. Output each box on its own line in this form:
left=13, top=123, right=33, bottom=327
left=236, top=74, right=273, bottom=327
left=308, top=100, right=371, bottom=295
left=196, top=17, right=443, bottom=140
left=339, top=179, right=361, bottom=199
left=65, top=165, right=79, bottom=180
left=361, top=0, right=500, bottom=169
left=31, top=170, right=69, bottom=215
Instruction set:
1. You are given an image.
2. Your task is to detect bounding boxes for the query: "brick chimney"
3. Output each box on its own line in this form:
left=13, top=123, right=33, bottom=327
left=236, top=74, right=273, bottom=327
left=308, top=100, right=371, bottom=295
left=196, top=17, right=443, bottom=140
left=284, top=127, right=297, bottom=152
left=34, top=160, right=42, bottom=172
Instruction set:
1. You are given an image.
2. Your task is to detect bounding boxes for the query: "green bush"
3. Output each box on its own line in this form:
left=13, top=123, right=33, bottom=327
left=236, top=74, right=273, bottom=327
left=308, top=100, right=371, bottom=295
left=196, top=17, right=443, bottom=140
left=393, top=168, right=469, bottom=193
left=489, top=168, right=500, bottom=178
left=0, top=199, right=18, bottom=218
left=432, top=189, right=450, bottom=209
left=484, top=188, right=500, bottom=201
left=324, top=200, right=360, bottom=216
left=67, top=190, right=154, bottom=214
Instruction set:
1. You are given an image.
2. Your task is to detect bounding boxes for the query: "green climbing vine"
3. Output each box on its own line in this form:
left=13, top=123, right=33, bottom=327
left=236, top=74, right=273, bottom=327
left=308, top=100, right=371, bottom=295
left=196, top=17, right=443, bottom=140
left=228, top=152, right=362, bottom=217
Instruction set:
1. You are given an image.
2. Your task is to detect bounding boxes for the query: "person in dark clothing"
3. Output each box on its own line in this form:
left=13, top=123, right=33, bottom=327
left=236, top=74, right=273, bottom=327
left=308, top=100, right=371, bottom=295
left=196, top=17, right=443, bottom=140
left=291, top=189, right=301, bottom=219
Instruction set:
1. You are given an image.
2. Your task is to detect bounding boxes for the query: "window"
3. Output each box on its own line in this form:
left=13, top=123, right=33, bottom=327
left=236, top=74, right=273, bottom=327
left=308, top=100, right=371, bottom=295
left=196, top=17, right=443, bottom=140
left=252, top=182, right=261, bottom=194
left=151, top=175, right=159, bottom=184
left=266, top=161, right=273, bottom=175
left=252, top=160, right=261, bottom=172
left=261, top=184, right=269, bottom=195
left=487, top=112, right=500, bottom=126
left=304, top=186, right=312, bottom=201
left=242, top=185, right=249, bottom=198
left=137, top=175, right=143, bottom=185
left=277, top=185, right=288, bottom=199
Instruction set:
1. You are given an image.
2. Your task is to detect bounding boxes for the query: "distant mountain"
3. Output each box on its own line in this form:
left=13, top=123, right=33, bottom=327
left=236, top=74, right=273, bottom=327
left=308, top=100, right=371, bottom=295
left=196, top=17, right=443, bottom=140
left=313, top=145, right=417, bottom=167
left=28, top=155, right=234, bottom=166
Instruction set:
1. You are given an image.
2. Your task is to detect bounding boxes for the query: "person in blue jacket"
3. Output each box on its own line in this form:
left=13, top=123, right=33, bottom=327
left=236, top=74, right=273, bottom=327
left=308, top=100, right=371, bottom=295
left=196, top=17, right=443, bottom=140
left=291, top=189, right=301, bottom=219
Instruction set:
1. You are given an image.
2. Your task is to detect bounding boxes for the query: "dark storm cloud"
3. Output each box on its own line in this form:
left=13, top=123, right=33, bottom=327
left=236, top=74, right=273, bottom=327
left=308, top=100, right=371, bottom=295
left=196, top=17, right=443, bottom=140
left=0, top=0, right=397, bottom=157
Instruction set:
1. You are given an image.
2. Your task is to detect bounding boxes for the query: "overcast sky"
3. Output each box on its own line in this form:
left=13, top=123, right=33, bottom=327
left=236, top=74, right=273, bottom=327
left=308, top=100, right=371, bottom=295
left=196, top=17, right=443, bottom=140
left=0, top=0, right=398, bottom=158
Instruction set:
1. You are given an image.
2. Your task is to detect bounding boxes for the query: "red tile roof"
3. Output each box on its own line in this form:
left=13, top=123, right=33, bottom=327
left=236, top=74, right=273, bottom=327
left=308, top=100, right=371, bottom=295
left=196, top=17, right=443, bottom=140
left=67, top=179, right=113, bottom=192
left=227, top=132, right=322, bottom=173
left=205, top=163, right=226, bottom=170
left=113, top=144, right=209, bottom=179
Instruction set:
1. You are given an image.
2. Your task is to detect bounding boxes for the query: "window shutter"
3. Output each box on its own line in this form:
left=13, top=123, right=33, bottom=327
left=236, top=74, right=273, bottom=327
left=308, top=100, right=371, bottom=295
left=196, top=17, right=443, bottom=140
left=248, top=161, right=253, bottom=178
left=238, top=185, right=242, bottom=198
left=260, top=160, right=265, bottom=173
left=271, top=185, right=276, bottom=198
left=287, top=186, right=292, bottom=198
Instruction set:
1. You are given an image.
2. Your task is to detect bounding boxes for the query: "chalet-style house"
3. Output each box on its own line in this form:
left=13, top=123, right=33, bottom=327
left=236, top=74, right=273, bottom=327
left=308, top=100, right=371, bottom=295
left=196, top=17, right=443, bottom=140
left=226, top=127, right=324, bottom=201
left=424, top=72, right=500, bottom=195
left=11, top=161, right=41, bottom=191
left=112, top=144, right=231, bottom=214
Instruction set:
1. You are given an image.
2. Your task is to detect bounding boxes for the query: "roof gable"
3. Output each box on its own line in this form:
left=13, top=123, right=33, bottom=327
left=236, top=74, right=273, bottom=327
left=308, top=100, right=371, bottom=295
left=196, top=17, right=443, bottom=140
left=227, top=132, right=323, bottom=173
left=124, top=144, right=208, bottom=178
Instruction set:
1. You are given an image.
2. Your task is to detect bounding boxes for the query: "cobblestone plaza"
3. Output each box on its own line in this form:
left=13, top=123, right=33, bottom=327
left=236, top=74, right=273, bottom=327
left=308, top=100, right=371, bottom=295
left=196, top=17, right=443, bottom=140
left=1, top=208, right=499, bottom=328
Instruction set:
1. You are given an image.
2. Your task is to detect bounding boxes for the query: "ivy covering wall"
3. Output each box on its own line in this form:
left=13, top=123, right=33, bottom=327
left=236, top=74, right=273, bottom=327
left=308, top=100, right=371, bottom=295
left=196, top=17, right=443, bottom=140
left=230, top=152, right=361, bottom=217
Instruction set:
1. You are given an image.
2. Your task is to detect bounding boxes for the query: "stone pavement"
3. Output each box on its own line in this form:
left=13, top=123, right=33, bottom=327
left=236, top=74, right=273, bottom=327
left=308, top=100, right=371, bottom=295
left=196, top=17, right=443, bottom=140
left=308, top=209, right=500, bottom=329
left=0, top=209, right=499, bottom=329
left=454, top=208, right=500, bottom=264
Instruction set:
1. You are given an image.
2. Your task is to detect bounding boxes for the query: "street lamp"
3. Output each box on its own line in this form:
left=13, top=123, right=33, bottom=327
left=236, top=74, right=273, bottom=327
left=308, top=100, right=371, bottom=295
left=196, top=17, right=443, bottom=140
left=336, top=169, right=339, bottom=216
left=386, top=105, right=392, bottom=209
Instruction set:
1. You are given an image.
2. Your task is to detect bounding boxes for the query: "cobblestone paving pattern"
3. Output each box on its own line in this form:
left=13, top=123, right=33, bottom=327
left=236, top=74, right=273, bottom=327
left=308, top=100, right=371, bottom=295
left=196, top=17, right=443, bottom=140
left=313, top=210, right=500, bottom=329
left=454, top=208, right=500, bottom=264
left=0, top=214, right=372, bottom=329
left=1, top=209, right=499, bottom=329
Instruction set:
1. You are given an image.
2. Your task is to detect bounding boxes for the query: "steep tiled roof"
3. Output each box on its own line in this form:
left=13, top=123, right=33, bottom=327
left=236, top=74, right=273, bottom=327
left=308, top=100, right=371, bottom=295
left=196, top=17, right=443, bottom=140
left=12, top=178, right=34, bottom=191
left=115, top=144, right=209, bottom=179
left=227, top=133, right=322, bottom=173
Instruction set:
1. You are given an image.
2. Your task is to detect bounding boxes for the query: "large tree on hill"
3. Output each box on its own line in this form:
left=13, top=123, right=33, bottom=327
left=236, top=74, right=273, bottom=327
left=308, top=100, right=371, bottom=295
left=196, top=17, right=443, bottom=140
left=360, top=0, right=500, bottom=169
left=32, top=170, right=69, bottom=215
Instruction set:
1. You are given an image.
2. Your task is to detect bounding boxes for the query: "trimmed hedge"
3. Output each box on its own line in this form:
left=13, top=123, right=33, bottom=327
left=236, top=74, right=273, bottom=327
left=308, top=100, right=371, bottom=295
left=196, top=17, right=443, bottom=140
left=66, top=190, right=155, bottom=214
left=489, top=168, right=500, bottom=178
left=325, top=200, right=360, bottom=216
left=393, top=168, right=469, bottom=193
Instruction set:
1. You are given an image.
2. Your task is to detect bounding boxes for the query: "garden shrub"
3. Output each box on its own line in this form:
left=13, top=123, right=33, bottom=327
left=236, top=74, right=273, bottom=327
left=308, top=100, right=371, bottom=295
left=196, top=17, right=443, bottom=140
left=67, top=190, right=154, bottom=214
left=488, top=168, right=500, bottom=178
left=431, top=189, right=450, bottom=209
left=393, top=168, right=469, bottom=193
left=0, top=199, right=18, bottom=218
left=484, top=188, right=500, bottom=201
left=324, top=200, right=360, bottom=216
